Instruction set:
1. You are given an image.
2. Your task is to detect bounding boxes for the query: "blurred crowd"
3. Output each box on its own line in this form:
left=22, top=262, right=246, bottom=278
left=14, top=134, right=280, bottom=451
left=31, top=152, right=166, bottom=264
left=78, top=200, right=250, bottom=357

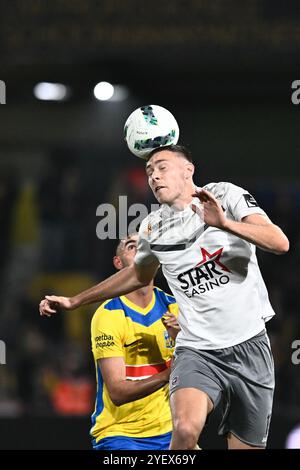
left=0, top=157, right=300, bottom=423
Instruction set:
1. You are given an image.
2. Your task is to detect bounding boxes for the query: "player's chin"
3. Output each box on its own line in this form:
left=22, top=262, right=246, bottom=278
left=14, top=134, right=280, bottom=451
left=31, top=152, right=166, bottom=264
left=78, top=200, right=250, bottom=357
left=155, top=192, right=170, bottom=204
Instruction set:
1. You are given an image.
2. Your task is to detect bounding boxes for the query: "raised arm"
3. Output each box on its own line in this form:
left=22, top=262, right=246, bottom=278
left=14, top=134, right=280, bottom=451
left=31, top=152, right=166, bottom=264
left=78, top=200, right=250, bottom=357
left=193, top=188, right=289, bottom=255
left=39, top=260, right=159, bottom=316
left=222, top=213, right=289, bottom=255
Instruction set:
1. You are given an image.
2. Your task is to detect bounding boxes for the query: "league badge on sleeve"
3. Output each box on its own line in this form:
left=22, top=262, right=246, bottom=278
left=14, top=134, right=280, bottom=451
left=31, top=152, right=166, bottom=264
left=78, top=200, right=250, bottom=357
left=243, top=193, right=258, bottom=208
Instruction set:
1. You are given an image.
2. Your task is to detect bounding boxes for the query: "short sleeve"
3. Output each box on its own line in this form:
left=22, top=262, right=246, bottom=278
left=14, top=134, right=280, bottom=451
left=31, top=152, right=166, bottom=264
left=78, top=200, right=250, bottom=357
left=91, top=304, right=126, bottom=360
left=168, top=302, right=179, bottom=317
left=225, top=183, right=266, bottom=222
left=134, top=216, right=158, bottom=266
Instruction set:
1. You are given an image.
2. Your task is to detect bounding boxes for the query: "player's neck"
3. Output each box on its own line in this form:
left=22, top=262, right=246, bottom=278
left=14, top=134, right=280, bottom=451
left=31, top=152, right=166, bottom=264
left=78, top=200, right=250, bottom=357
left=125, top=284, right=154, bottom=308
left=169, top=183, right=195, bottom=211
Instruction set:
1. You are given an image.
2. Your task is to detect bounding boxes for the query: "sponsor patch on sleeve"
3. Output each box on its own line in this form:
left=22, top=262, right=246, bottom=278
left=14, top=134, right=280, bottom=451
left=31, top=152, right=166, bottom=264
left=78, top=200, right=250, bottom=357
left=95, top=334, right=115, bottom=348
left=243, top=193, right=258, bottom=208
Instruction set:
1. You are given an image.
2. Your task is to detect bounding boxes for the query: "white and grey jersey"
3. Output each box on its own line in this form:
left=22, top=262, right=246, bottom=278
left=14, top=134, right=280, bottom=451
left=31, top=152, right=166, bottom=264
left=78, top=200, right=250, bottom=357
left=135, top=182, right=275, bottom=350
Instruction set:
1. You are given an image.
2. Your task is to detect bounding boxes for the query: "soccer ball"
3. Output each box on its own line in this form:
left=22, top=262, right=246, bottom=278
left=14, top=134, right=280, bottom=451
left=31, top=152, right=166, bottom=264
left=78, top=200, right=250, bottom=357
left=124, top=105, right=180, bottom=159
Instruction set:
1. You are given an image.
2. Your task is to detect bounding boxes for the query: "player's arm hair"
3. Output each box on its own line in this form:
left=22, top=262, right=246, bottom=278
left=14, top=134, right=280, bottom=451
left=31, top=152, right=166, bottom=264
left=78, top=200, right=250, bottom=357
left=71, top=260, right=159, bottom=308
left=98, top=357, right=170, bottom=406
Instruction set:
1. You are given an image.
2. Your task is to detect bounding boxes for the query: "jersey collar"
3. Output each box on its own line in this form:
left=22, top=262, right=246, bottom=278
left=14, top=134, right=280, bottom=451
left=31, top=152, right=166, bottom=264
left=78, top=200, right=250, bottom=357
left=120, top=291, right=156, bottom=315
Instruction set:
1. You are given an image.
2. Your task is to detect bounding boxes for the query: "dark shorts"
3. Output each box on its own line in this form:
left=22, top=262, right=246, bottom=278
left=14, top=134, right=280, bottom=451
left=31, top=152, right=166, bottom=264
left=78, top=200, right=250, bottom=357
left=169, top=330, right=275, bottom=447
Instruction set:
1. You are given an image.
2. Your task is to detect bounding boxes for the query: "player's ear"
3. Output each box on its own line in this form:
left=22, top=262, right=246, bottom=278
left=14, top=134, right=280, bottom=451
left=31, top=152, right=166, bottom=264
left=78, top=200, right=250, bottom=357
left=185, top=162, right=194, bottom=179
left=113, top=256, right=123, bottom=270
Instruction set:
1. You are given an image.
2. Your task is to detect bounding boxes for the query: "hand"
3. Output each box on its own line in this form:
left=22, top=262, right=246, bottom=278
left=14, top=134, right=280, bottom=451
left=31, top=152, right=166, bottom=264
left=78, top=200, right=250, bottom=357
left=39, top=295, right=75, bottom=317
left=192, top=188, right=227, bottom=229
left=161, top=313, right=180, bottom=340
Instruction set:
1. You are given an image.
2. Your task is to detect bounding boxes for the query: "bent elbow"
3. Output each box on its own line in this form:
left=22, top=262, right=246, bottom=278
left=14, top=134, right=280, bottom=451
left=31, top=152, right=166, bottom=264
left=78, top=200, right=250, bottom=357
left=274, top=237, right=290, bottom=255
left=112, top=399, right=123, bottom=407
left=109, top=393, right=124, bottom=407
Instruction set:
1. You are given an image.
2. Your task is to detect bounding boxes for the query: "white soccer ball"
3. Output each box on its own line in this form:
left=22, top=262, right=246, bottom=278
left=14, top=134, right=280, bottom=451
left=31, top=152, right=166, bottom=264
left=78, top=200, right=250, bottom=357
left=124, top=104, right=180, bottom=159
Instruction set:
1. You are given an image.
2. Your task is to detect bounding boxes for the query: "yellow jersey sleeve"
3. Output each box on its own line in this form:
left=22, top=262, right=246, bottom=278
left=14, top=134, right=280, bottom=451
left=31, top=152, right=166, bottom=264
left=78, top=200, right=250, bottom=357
left=167, top=301, right=179, bottom=317
left=91, top=302, right=127, bottom=360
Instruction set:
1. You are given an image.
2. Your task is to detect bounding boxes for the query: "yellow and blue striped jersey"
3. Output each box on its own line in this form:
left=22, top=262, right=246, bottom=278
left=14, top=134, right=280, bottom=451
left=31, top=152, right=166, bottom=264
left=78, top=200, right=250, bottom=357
left=90, top=287, right=178, bottom=442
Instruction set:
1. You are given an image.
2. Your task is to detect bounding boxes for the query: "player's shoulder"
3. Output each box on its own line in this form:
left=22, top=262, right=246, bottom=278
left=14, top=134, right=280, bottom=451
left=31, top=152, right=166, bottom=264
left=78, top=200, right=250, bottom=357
left=154, top=287, right=179, bottom=316
left=154, top=286, right=177, bottom=305
left=203, top=181, right=246, bottom=200
left=92, top=297, right=125, bottom=323
left=203, top=181, right=240, bottom=194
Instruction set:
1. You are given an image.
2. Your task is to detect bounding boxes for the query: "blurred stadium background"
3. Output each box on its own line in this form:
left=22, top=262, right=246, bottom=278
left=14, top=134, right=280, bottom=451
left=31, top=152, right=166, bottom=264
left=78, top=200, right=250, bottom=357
left=0, top=0, right=300, bottom=449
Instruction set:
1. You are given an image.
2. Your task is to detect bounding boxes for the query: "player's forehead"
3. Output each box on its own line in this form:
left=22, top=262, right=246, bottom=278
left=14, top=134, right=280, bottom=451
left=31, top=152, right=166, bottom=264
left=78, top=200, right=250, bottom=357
left=119, top=234, right=138, bottom=248
left=146, top=150, right=178, bottom=170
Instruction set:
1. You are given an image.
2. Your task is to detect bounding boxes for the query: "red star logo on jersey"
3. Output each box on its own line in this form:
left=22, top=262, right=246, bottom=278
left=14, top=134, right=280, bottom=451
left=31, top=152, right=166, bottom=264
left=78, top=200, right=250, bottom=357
left=196, top=247, right=231, bottom=272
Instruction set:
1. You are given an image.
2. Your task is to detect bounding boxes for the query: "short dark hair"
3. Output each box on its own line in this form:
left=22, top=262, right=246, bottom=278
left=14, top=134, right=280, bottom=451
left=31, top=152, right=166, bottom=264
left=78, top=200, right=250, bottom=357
left=147, top=144, right=193, bottom=163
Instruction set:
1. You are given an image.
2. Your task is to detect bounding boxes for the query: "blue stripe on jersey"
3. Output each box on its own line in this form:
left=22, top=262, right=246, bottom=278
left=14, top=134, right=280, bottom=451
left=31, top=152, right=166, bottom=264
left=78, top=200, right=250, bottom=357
left=155, top=288, right=176, bottom=306
left=104, top=288, right=176, bottom=327
left=104, top=296, right=125, bottom=311
left=93, top=431, right=172, bottom=450
left=90, top=363, right=104, bottom=432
